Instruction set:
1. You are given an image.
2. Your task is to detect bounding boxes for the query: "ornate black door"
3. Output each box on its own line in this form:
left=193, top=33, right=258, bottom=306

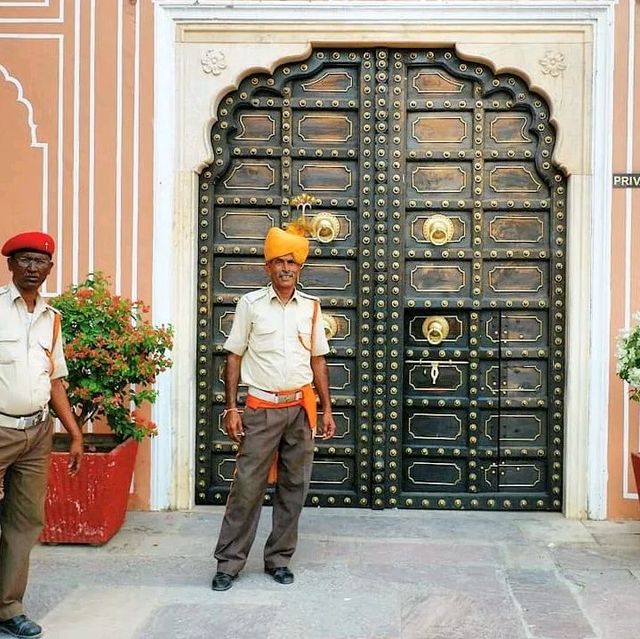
left=196, top=48, right=566, bottom=511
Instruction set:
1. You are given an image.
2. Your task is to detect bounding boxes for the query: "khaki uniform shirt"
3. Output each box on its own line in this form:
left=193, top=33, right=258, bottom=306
left=0, top=281, right=68, bottom=415
left=224, top=285, right=330, bottom=391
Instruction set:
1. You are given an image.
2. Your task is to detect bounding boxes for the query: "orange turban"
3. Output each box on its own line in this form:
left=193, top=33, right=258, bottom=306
left=264, top=226, right=309, bottom=265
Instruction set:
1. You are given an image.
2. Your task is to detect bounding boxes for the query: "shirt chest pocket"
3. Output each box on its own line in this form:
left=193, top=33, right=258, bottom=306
left=0, top=332, right=20, bottom=364
left=250, top=322, right=279, bottom=352
left=297, top=319, right=313, bottom=352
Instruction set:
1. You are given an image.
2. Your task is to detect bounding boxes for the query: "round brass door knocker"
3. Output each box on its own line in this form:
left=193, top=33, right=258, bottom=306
left=311, top=212, right=341, bottom=244
left=322, top=313, right=339, bottom=339
left=422, top=214, right=454, bottom=246
left=422, top=316, right=450, bottom=345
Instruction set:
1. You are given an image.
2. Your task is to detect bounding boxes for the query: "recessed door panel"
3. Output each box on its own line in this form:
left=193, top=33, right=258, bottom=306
left=406, top=163, right=473, bottom=200
left=217, top=159, right=281, bottom=197
left=404, top=409, right=467, bottom=446
left=405, top=312, right=468, bottom=350
left=406, top=262, right=472, bottom=301
left=406, top=212, right=472, bottom=250
left=231, top=110, right=281, bottom=145
left=407, top=112, right=474, bottom=151
left=484, top=211, right=549, bottom=250
left=293, top=111, right=358, bottom=146
left=404, top=460, right=468, bottom=494
left=405, top=361, right=469, bottom=399
left=217, top=208, right=278, bottom=243
left=293, top=160, right=359, bottom=198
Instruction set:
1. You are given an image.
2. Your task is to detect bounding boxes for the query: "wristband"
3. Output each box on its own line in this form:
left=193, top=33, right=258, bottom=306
left=222, top=407, right=240, bottom=417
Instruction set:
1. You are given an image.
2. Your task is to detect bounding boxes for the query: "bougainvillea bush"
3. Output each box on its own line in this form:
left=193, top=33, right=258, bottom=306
left=617, top=312, right=640, bottom=403
left=51, top=273, right=173, bottom=441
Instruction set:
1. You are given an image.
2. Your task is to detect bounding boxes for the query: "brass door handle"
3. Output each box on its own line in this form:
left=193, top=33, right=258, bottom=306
left=422, top=214, right=454, bottom=246
left=422, top=316, right=450, bottom=345
left=290, top=194, right=340, bottom=244
left=311, top=212, right=341, bottom=244
left=322, top=313, right=338, bottom=339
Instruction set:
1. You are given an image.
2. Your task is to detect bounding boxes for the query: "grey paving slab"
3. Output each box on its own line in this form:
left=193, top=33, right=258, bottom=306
left=296, top=509, right=528, bottom=544
left=582, top=520, right=640, bottom=535
left=581, top=520, right=640, bottom=547
left=135, top=603, right=279, bottom=639
left=512, top=515, right=597, bottom=545
left=22, top=582, right=80, bottom=624
left=270, top=591, right=401, bottom=639
left=500, top=541, right=557, bottom=570
left=17, top=508, right=640, bottom=638
left=550, top=544, right=640, bottom=571
left=506, top=569, right=596, bottom=639
left=562, top=568, right=640, bottom=639
left=401, top=590, right=527, bottom=639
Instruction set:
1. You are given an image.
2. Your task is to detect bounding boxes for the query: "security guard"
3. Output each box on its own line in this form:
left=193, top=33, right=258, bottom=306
left=0, top=232, right=83, bottom=639
left=212, top=225, right=337, bottom=591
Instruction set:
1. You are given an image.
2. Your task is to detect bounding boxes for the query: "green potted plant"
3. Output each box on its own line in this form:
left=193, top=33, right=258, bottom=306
left=616, top=311, right=640, bottom=501
left=40, top=273, right=173, bottom=544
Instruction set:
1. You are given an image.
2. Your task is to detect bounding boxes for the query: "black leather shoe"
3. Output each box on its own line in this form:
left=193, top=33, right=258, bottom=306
left=0, top=615, right=43, bottom=638
left=211, top=571, right=237, bottom=591
left=265, top=566, right=294, bottom=584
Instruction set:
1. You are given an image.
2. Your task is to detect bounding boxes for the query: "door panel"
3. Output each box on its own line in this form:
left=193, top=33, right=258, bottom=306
left=196, top=47, right=566, bottom=512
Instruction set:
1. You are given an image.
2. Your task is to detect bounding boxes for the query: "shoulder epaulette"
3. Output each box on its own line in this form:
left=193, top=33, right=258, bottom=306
left=296, top=289, right=320, bottom=302
left=245, top=287, right=270, bottom=304
left=45, top=304, right=61, bottom=315
left=0, top=286, right=8, bottom=296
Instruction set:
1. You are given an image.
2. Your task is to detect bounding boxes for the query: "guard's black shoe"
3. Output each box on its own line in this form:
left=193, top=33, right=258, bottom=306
left=211, top=571, right=237, bottom=591
left=0, top=615, right=43, bottom=638
left=265, top=566, right=294, bottom=584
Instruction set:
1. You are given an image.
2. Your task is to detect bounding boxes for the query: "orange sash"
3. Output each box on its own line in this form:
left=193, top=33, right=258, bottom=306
left=245, top=383, right=317, bottom=484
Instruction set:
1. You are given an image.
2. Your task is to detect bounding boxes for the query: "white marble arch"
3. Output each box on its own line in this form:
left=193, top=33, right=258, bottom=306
left=153, top=0, right=615, bottom=519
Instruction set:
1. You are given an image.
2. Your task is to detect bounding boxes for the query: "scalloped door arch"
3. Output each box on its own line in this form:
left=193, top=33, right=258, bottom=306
left=197, top=47, right=566, bottom=512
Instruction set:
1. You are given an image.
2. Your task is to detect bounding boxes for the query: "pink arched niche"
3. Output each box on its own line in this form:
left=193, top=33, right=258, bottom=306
left=0, top=65, right=46, bottom=282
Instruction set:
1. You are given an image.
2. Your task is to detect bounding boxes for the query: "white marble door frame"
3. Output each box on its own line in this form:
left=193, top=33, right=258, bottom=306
left=152, top=0, right=615, bottom=518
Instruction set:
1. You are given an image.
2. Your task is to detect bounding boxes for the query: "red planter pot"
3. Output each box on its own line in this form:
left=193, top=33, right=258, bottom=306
left=40, top=436, right=138, bottom=545
left=632, top=452, right=640, bottom=498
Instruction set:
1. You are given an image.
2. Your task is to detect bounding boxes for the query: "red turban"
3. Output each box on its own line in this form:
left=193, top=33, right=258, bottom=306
left=2, top=231, right=56, bottom=257
left=264, top=227, right=309, bottom=265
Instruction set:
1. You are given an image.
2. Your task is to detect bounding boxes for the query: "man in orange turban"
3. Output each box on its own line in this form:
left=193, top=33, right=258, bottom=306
left=212, top=225, right=336, bottom=591
left=263, top=226, right=309, bottom=265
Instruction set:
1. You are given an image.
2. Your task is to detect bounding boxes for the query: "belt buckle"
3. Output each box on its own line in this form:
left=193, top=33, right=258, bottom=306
left=279, top=392, right=294, bottom=403
left=22, top=410, right=43, bottom=429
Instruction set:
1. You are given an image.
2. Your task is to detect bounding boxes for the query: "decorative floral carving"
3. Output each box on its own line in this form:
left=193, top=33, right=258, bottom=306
left=539, top=51, right=567, bottom=78
left=201, top=49, right=227, bottom=76
left=290, top=192, right=320, bottom=214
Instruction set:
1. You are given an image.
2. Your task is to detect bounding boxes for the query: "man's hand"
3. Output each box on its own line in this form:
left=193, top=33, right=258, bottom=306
left=49, top=378, right=84, bottom=474
left=320, top=411, right=336, bottom=440
left=225, top=410, right=245, bottom=443
left=67, top=434, right=83, bottom=475
left=310, top=356, right=336, bottom=440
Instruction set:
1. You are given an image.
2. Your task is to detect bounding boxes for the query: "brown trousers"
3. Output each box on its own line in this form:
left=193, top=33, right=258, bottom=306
left=214, top=405, right=314, bottom=575
left=0, top=418, right=52, bottom=621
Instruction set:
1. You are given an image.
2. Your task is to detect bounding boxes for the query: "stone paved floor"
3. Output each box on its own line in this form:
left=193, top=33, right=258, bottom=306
left=11, top=508, right=640, bottom=638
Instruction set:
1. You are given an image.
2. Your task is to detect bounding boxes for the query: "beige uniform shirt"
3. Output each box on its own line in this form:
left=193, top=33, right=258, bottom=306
left=0, top=282, right=68, bottom=416
left=224, top=285, right=330, bottom=391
